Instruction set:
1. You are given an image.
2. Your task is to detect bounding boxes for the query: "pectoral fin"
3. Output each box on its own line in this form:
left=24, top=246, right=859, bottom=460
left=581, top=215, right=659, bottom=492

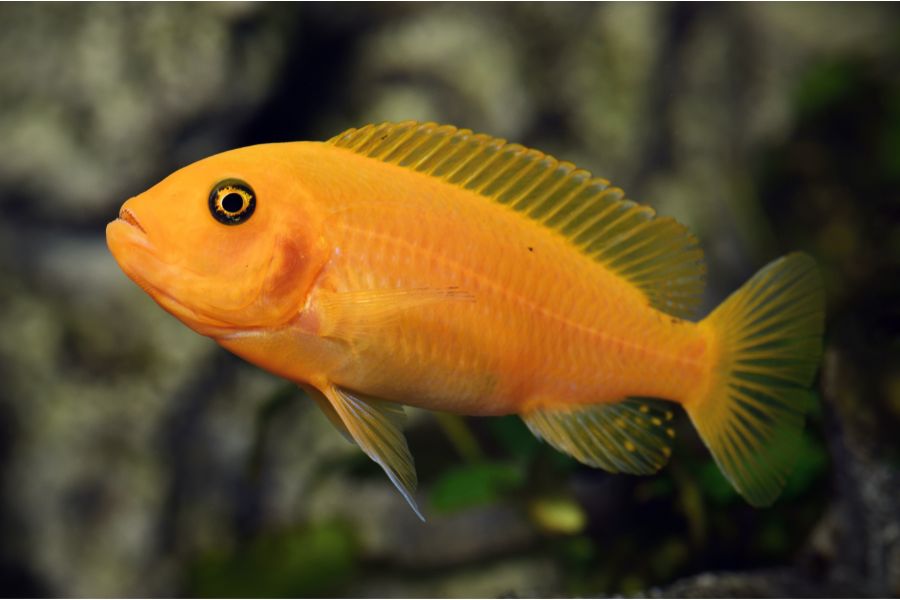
left=314, top=286, right=474, bottom=341
left=322, top=384, right=423, bottom=520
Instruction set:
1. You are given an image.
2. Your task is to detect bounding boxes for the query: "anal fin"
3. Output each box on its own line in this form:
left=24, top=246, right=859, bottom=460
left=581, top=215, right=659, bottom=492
left=322, top=384, right=424, bottom=520
left=522, top=398, right=677, bottom=475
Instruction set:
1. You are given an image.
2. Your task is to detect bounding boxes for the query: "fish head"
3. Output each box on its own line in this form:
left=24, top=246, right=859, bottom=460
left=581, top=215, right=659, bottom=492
left=106, top=144, right=327, bottom=338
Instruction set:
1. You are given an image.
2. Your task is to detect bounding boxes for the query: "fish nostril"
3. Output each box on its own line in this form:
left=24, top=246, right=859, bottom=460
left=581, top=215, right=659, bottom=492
left=118, top=207, right=146, bottom=234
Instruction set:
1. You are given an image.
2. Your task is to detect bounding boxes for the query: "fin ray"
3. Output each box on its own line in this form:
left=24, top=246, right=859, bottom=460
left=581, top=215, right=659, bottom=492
left=314, top=286, right=474, bottom=342
left=521, top=398, right=676, bottom=475
left=328, top=121, right=706, bottom=319
left=302, top=384, right=352, bottom=443
left=324, top=384, right=424, bottom=520
left=686, top=252, right=824, bottom=506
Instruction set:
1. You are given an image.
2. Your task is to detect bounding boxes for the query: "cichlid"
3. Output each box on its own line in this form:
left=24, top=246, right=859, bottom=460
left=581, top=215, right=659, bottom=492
left=107, top=121, right=825, bottom=518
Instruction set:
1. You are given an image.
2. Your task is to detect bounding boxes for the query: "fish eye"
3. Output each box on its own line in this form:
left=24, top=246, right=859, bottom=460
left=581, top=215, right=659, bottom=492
left=209, top=179, right=255, bottom=225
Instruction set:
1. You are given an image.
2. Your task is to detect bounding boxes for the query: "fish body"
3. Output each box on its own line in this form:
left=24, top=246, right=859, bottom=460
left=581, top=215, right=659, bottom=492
left=219, top=142, right=705, bottom=416
left=107, top=122, right=825, bottom=517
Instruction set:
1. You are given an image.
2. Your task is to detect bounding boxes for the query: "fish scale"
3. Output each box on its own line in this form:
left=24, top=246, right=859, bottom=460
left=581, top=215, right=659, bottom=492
left=107, top=121, right=824, bottom=516
left=313, top=160, right=707, bottom=415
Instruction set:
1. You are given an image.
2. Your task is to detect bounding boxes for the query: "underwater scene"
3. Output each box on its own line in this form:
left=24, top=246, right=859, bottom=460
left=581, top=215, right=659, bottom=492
left=0, top=3, right=898, bottom=597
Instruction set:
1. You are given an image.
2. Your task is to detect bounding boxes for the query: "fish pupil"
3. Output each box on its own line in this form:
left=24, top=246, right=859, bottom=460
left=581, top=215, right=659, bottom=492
left=221, top=193, right=244, bottom=213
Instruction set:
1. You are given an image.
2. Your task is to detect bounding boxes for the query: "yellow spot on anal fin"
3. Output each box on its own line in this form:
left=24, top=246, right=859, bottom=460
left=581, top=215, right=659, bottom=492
left=519, top=398, right=677, bottom=475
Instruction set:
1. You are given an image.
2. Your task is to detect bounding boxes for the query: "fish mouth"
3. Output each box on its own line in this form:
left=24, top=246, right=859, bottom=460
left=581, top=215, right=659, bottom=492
left=107, top=203, right=258, bottom=338
left=106, top=214, right=249, bottom=338
left=118, top=207, right=146, bottom=234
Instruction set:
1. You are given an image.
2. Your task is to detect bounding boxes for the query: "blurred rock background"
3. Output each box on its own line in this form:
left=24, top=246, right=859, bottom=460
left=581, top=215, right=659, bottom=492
left=0, top=3, right=897, bottom=597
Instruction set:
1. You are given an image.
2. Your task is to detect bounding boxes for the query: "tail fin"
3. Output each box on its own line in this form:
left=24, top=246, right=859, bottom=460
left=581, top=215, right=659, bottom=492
left=686, top=252, right=824, bottom=506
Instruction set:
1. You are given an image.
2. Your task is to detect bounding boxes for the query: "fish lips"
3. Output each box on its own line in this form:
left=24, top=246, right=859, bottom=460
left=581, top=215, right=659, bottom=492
left=106, top=207, right=155, bottom=276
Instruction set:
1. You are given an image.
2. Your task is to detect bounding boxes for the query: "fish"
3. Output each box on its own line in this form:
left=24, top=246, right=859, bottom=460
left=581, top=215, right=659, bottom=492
left=106, top=121, right=825, bottom=519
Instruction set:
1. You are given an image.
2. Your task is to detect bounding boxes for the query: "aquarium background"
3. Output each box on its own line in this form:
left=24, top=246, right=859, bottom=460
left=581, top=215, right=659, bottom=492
left=0, top=3, right=898, bottom=597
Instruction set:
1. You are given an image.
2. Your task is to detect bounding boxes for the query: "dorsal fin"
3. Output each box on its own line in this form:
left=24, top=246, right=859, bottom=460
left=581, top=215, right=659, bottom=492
left=327, top=121, right=706, bottom=319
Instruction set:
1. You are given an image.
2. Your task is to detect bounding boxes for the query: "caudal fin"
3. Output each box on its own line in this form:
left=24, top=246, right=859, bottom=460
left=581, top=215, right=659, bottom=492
left=686, top=252, right=824, bottom=506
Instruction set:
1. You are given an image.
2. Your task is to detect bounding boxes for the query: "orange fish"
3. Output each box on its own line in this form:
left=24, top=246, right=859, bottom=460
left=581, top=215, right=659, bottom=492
left=107, top=121, right=825, bottom=518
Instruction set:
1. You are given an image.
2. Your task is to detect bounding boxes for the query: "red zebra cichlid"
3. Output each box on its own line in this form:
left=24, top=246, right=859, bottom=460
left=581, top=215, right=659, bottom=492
left=106, top=121, right=825, bottom=518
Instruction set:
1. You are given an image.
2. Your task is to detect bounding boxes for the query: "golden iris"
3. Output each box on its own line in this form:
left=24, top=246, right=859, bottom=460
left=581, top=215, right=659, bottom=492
left=209, top=179, right=255, bottom=225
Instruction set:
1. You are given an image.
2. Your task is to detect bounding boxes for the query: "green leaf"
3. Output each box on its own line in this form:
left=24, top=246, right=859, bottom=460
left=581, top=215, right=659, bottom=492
left=429, top=461, right=525, bottom=513
left=697, top=458, right=738, bottom=504
left=187, top=521, right=357, bottom=598
left=780, top=429, right=828, bottom=499
left=794, top=60, right=857, bottom=119
left=878, top=94, right=900, bottom=180
left=489, top=416, right=542, bottom=459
